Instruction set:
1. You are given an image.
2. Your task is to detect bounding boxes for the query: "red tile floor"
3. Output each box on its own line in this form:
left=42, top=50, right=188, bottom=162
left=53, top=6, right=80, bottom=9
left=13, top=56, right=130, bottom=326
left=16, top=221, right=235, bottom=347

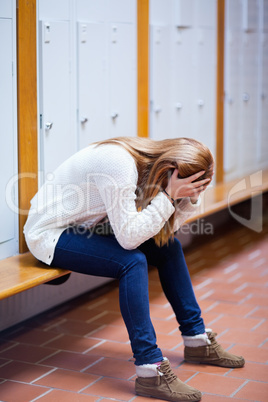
left=0, top=204, right=268, bottom=402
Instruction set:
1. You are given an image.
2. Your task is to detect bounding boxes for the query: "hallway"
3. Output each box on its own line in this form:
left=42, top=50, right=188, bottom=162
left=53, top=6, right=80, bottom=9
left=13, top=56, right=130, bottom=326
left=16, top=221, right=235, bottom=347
left=0, top=208, right=267, bottom=402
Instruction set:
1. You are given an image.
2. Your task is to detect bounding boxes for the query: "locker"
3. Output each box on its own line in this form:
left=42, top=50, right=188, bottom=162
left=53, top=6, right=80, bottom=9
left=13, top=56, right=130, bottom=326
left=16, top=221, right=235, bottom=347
left=0, top=0, right=12, bottom=18
left=109, top=23, right=137, bottom=138
left=107, top=0, right=136, bottom=23
left=77, top=22, right=108, bottom=147
left=0, top=18, right=15, bottom=244
left=224, top=30, right=243, bottom=175
left=77, top=0, right=136, bottom=24
left=259, top=33, right=268, bottom=163
left=170, top=27, right=196, bottom=139
left=150, top=25, right=171, bottom=140
left=225, top=0, right=243, bottom=30
left=242, top=0, right=260, bottom=31
left=240, top=32, right=259, bottom=174
left=263, top=0, right=268, bottom=31
left=192, top=28, right=217, bottom=155
left=39, top=0, right=71, bottom=21
left=150, top=0, right=173, bottom=25
left=39, top=20, right=76, bottom=178
left=76, top=0, right=107, bottom=22
left=196, top=0, right=217, bottom=29
left=173, top=0, right=195, bottom=27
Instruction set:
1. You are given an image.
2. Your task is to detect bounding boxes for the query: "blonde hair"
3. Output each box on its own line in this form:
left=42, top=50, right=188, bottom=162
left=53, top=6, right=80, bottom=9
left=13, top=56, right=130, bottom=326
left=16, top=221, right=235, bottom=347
left=96, top=137, right=214, bottom=246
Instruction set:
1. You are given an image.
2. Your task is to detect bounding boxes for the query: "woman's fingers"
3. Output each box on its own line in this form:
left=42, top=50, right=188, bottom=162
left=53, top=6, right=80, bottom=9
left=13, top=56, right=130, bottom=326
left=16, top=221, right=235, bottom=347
left=192, top=177, right=211, bottom=188
left=186, top=170, right=206, bottom=183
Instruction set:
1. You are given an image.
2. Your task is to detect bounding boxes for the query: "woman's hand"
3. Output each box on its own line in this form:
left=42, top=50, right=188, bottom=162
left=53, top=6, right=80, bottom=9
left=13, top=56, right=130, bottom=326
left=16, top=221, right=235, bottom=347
left=164, top=169, right=211, bottom=203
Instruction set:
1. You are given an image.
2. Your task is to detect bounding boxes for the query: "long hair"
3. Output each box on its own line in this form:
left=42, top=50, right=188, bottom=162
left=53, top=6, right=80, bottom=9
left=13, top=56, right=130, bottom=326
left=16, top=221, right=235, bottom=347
left=96, top=137, right=214, bottom=246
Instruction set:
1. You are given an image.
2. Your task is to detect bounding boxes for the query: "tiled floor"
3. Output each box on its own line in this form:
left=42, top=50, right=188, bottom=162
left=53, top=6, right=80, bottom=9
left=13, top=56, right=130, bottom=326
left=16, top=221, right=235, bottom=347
left=0, top=206, right=268, bottom=402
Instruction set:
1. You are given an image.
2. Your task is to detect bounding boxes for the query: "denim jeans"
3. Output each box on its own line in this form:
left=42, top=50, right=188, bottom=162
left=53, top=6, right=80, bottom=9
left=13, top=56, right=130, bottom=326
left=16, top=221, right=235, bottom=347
left=51, top=227, right=205, bottom=366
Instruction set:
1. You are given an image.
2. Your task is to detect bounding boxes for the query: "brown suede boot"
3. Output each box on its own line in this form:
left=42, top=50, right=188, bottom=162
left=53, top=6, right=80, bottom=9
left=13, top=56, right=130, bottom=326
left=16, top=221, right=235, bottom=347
left=184, top=331, right=245, bottom=368
left=135, top=359, right=202, bottom=401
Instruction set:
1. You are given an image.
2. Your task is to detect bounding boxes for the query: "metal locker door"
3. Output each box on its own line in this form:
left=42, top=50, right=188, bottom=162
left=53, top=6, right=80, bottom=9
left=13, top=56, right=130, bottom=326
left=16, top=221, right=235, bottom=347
left=240, top=32, right=259, bottom=175
left=170, top=27, right=195, bottom=139
left=150, top=25, right=171, bottom=140
left=259, top=33, right=268, bottom=165
left=242, top=0, right=260, bottom=32
left=0, top=18, right=15, bottom=245
left=225, top=0, right=243, bottom=30
left=0, top=0, right=12, bottom=17
left=77, top=22, right=108, bottom=148
left=192, top=28, right=217, bottom=156
left=109, top=23, right=137, bottom=138
left=39, top=20, right=75, bottom=179
left=173, top=0, right=195, bottom=27
left=224, top=30, right=243, bottom=178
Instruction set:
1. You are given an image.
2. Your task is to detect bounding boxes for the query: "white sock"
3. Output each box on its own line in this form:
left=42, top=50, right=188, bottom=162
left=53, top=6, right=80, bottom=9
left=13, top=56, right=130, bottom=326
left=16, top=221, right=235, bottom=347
left=182, top=328, right=212, bottom=347
left=136, top=357, right=167, bottom=377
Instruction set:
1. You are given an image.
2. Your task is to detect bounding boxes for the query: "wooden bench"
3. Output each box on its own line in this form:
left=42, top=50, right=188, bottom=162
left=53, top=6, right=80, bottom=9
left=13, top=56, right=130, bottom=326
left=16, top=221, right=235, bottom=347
left=0, top=169, right=267, bottom=301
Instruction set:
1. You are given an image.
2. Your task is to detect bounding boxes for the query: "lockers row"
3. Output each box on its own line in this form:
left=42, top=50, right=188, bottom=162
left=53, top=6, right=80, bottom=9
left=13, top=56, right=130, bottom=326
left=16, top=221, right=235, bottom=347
left=224, top=0, right=268, bottom=180
left=38, top=0, right=137, bottom=179
left=149, top=0, right=217, bottom=160
left=149, top=0, right=268, bottom=181
left=0, top=0, right=18, bottom=260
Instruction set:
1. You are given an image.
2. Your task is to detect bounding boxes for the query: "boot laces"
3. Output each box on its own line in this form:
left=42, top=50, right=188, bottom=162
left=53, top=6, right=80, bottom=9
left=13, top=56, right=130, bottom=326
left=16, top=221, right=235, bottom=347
left=207, top=331, right=221, bottom=352
left=157, top=362, right=177, bottom=384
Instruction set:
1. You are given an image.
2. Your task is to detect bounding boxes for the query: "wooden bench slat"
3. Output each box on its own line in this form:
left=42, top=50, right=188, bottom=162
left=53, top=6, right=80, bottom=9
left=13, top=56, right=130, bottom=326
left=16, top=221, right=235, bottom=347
left=187, top=170, right=268, bottom=223
left=0, top=169, right=267, bottom=300
left=0, top=253, right=69, bottom=300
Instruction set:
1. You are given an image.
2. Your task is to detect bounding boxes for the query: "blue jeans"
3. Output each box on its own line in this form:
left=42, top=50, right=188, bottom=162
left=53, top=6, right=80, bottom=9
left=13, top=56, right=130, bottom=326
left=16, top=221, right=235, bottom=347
left=51, top=227, right=205, bottom=366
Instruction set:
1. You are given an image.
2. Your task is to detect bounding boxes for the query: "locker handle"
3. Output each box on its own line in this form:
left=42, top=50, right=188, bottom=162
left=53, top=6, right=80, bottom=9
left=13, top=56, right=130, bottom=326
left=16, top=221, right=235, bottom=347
left=45, top=122, right=53, bottom=130
left=197, top=99, right=204, bottom=107
left=243, top=93, right=250, bottom=102
left=154, top=106, right=162, bottom=113
left=80, top=117, right=88, bottom=124
left=111, top=112, right=119, bottom=119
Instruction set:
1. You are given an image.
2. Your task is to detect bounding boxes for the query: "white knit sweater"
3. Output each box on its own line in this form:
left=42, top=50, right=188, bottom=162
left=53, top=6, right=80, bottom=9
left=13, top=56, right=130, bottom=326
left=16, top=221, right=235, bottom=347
left=24, top=144, right=200, bottom=265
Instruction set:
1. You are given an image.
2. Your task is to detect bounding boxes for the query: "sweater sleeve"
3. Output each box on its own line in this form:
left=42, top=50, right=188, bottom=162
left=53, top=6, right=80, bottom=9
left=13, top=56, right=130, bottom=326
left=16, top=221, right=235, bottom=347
left=173, top=196, right=201, bottom=233
left=92, top=146, right=175, bottom=249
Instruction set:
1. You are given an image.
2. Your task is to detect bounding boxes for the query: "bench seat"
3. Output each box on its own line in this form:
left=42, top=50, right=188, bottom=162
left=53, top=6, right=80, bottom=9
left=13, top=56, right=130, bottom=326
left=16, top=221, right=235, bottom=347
left=0, top=169, right=267, bottom=301
left=0, top=253, right=69, bottom=300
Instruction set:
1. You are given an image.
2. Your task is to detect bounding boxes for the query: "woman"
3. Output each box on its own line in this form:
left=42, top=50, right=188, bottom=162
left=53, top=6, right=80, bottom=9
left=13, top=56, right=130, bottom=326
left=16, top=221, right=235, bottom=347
left=24, top=137, right=244, bottom=402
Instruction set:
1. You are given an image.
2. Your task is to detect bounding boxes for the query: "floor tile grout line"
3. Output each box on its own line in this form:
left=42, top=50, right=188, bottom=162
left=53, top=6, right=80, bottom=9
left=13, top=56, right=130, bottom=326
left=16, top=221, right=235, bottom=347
left=251, top=318, right=266, bottom=331
left=184, top=371, right=200, bottom=384
left=80, top=356, right=105, bottom=373
left=36, top=349, right=62, bottom=364
left=43, top=318, right=67, bottom=332
left=78, top=375, right=104, bottom=393
left=230, top=379, right=249, bottom=397
left=84, top=325, right=107, bottom=338
left=30, top=367, right=57, bottom=384
left=86, top=311, right=108, bottom=324
left=30, top=389, right=53, bottom=402
left=245, top=306, right=260, bottom=318
left=82, top=339, right=106, bottom=354
left=41, top=333, right=64, bottom=347
left=207, top=313, right=224, bottom=328
left=0, top=341, right=19, bottom=354
left=258, top=337, right=268, bottom=347
left=0, top=359, right=12, bottom=369
left=204, top=301, right=219, bottom=313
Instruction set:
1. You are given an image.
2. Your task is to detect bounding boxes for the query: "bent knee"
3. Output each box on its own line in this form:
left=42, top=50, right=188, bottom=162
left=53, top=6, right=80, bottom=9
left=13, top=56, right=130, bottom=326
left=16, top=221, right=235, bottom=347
left=119, top=250, right=148, bottom=278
